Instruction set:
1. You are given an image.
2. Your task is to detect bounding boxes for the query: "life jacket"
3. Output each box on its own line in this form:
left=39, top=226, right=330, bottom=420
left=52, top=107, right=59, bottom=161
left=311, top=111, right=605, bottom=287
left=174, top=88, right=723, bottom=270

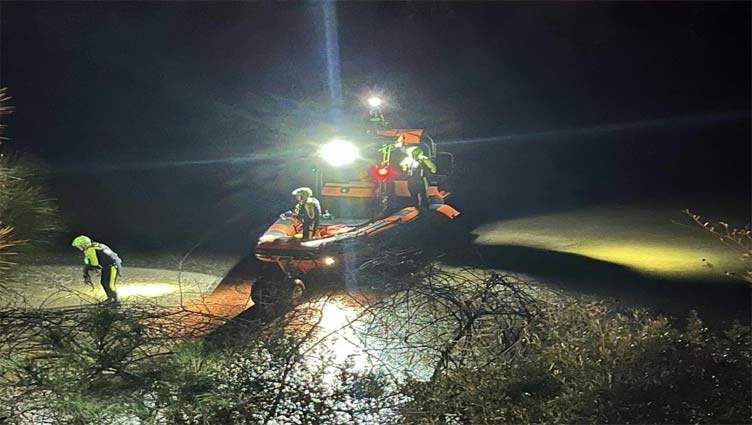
left=400, top=145, right=430, bottom=177
left=295, top=197, right=321, bottom=222
left=84, top=242, right=122, bottom=267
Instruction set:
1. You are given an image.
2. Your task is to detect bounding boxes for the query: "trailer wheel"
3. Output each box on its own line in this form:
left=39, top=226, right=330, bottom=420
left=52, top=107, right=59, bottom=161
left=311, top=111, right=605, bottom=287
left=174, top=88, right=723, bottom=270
left=290, top=278, right=306, bottom=304
left=251, top=278, right=283, bottom=317
left=251, top=277, right=306, bottom=317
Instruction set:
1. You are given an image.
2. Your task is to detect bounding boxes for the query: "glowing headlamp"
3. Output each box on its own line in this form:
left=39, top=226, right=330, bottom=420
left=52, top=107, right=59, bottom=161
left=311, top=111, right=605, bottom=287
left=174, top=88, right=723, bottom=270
left=319, top=139, right=359, bottom=167
left=367, top=96, right=382, bottom=108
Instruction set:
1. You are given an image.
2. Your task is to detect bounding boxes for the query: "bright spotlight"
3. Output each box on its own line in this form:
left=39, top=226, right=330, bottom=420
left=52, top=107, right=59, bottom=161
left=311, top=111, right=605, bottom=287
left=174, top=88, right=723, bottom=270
left=322, top=256, right=336, bottom=266
left=367, top=96, right=382, bottom=108
left=319, top=139, right=359, bottom=167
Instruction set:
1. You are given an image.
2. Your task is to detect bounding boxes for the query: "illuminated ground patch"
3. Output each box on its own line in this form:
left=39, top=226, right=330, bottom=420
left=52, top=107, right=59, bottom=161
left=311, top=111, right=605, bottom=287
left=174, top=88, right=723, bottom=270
left=117, top=283, right=179, bottom=298
left=8, top=265, right=223, bottom=308
left=473, top=204, right=747, bottom=279
left=567, top=243, right=718, bottom=275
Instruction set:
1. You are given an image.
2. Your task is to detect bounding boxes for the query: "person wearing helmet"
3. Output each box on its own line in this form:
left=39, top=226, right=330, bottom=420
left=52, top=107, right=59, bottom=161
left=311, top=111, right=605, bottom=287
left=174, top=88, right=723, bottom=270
left=395, top=138, right=437, bottom=210
left=71, top=235, right=123, bottom=303
left=290, top=187, right=321, bottom=240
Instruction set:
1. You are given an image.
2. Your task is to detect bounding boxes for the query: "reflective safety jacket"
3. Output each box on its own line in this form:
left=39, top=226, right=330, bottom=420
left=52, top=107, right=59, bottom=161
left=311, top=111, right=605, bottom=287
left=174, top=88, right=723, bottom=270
left=83, top=242, right=122, bottom=270
left=294, top=197, right=322, bottom=223
left=399, top=145, right=437, bottom=177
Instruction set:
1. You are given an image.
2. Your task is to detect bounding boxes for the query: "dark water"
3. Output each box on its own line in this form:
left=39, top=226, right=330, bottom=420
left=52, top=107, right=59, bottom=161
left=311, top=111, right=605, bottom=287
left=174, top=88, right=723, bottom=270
left=452, top=120, right=750, bottom=225
left=41, top=120, right=751, bottom=326
left=48, top=119, right=750, bottom=255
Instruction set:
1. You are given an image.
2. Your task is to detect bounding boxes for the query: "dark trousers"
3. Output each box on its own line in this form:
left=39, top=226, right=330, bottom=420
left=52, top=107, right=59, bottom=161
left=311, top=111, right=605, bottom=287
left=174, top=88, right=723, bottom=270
left=101, top=265, right=118, bottom=301
left=408, top=175, right=429, bottom=209
left=301, top=217, right=319, bottom=240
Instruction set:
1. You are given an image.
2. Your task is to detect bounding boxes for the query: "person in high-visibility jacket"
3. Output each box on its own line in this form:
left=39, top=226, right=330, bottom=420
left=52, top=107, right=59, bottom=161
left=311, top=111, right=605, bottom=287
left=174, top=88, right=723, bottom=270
left=290, top=187, right=321, bottom=240
left=396, top=139, right=437, bottom=210
left=71, top=235, right=122, bottom=303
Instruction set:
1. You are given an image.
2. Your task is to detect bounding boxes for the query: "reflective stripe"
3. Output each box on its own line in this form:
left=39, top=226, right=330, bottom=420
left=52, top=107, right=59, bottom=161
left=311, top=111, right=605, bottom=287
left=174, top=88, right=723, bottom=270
left=109, top=266, right=118, bottom=287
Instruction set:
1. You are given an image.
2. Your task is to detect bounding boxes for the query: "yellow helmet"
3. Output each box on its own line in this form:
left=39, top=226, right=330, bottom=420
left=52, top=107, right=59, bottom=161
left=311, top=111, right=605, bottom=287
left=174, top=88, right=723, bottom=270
left=71, top=235, right=92, bottom=247
left=291, top=187, right=313, bottom=197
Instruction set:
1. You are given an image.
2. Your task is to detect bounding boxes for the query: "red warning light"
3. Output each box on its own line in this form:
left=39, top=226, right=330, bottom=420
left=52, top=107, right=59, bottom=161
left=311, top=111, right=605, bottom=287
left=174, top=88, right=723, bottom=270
left=374, top=165, right=392, bottom=180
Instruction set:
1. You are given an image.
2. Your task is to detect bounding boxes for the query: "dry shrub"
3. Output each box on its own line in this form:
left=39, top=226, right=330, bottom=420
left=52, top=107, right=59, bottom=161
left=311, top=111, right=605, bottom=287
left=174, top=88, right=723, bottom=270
left=400, top=295, right=751, bottom=424
left=0, top=87, right=62, bottom=254
left=0, top=160, right=62, bottom=244
left=685, top=209, right=752, bottom=284
left=0, top=226, right=23, bottom=292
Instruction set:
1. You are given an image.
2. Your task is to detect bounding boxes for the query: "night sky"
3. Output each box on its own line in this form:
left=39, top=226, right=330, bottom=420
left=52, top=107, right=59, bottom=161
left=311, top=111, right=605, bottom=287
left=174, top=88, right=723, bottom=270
left=1, top=2, right=749, bottom=252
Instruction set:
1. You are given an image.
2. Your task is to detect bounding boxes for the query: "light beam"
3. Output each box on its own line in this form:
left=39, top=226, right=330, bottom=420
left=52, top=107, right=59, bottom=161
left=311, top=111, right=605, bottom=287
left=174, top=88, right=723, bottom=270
left=442, top=111, right=749, bottom=147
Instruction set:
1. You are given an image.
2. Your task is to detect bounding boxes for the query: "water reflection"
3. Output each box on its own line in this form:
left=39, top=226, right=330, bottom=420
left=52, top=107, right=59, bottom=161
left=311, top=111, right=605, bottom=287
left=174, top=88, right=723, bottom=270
left=289, top=295, right=369, bottom=370
left=286, top=290, right=435, bottom=382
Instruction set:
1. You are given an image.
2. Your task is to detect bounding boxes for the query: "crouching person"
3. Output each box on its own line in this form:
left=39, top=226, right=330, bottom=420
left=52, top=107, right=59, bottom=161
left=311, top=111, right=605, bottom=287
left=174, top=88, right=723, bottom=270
left=291, top=187, right=321, bottom=241
left=71, top=235, right=123, bottom=304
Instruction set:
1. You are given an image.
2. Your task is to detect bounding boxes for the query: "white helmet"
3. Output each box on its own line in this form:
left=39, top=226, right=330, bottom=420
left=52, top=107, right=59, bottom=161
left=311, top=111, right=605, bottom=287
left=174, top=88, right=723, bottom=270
left=291, top=187, right=313, bottom=197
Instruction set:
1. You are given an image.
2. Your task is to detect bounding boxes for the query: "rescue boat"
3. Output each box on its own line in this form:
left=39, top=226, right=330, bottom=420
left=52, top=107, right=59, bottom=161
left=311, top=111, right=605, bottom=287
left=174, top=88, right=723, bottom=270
left=250, top=97, right=461, bottom=307
left=254, top=126, right=460, bottom=279
left=255, top=203, right=459, bottom=276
